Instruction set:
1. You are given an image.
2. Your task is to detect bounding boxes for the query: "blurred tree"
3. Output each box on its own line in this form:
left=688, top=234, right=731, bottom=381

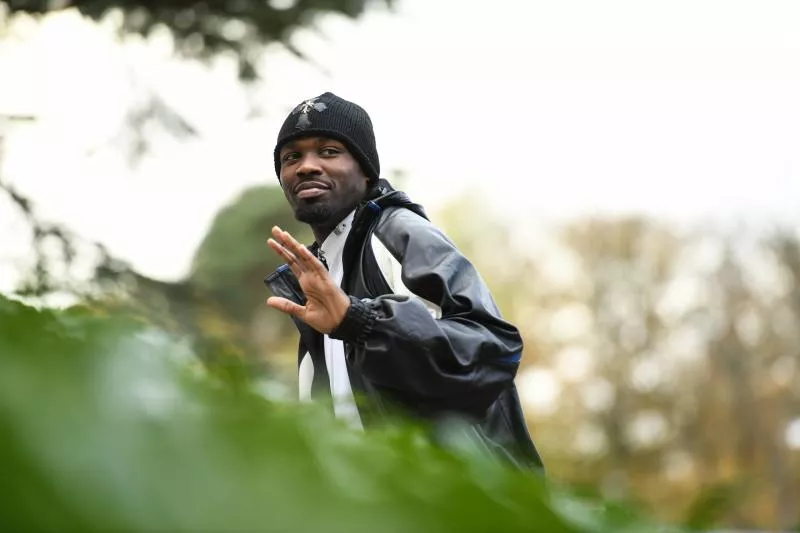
left=433, top=196, right=800, bottom=530
left=557, top=218, right=685, bottom=503
left=91, top=185, right=311, bottom=381
left=2, top=0, right=393, bottom=80
left=0, top=0, right=391, bottom=298
left=762, top=232, right=800, bottom=529
left=190, top=185, right=307, bottom=319
left=549, top=220, right=800, bottom=530
left=0, top=114, right=78, bottom=297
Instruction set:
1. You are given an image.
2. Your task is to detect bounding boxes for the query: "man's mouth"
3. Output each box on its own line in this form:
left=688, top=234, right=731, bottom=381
left=294, top=181, right=331, bottom=200
left=297, top=188, right=328, bottom=200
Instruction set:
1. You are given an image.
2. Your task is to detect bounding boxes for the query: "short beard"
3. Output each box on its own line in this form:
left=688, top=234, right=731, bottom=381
left=294, top=202, right=333, bottom=225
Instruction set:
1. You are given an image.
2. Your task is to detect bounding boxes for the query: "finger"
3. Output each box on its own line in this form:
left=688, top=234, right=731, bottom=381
left=267, top=296, right=306, bottom=318
left=267, top=237, right=297, bottom=264
left=272, top=226, right=312, bottom=264
left=267, top=238, right=304, bottom=275
left=272, top=225, right=296, bottom=250
left=291, top=234, right=329, bottom=275
left=273, top=226, right=325, bottom=274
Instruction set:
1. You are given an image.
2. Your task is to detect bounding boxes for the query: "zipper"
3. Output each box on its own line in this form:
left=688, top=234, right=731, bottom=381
left=317, top=248, right=329, bottom=271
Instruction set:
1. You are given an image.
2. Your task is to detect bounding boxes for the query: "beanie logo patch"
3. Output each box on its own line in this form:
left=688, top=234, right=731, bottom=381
left=291, top=97, right=328, bottom=130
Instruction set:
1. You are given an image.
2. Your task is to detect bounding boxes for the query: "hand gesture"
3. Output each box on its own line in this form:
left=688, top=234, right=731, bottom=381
left=266, top=226, right=351, bottom=334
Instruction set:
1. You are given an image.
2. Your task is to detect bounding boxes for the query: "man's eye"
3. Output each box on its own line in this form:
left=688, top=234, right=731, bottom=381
left=320, top=147, right=341, bottom=156
left=282, top=152, right=300, bottom=164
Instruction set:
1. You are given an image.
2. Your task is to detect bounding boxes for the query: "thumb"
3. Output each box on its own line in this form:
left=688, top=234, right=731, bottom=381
left=267, top=297, right=305, bottom=318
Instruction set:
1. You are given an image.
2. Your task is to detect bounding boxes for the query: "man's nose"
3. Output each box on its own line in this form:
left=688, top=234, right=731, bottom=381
left=296, top=152, right=322, bottom=177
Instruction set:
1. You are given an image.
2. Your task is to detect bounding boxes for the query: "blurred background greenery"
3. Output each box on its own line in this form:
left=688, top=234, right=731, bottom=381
left=1, top=0, right=799, bottom=531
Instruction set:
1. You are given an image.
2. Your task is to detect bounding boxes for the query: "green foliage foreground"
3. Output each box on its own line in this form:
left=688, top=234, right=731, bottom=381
left=0, top=295, right=681, bottom=533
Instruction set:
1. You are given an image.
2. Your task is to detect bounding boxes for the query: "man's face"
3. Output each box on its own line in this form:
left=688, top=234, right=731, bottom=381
left=278, top=136, right=370, bottom=226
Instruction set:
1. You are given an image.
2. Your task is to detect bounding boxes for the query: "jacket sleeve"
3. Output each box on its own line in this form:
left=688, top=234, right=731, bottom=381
left=329, top=207, right=523, bottom=418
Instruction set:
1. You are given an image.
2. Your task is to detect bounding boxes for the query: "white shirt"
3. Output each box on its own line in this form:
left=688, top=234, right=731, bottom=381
left=297, top=209, right=442, bottom=431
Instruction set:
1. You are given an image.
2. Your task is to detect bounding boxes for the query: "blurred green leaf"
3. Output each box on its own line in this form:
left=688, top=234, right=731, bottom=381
left=0, top=294, right=678, bottom=532
left=681, top=481, right=750, bottom=532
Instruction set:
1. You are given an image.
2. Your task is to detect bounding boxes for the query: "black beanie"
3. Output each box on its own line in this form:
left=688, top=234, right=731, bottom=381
left=273, top=92, right=380, bottom=181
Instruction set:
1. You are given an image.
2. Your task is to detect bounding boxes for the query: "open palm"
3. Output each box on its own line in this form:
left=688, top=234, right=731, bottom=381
left=266, top=226, right=351, bottom=334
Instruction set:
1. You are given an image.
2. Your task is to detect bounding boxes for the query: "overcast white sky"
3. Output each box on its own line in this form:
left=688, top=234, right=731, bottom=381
left=1, top=0, right=799, bottom=289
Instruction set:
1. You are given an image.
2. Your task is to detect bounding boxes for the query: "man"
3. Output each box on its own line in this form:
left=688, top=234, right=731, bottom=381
left=264, top=92, right=543, bottom=470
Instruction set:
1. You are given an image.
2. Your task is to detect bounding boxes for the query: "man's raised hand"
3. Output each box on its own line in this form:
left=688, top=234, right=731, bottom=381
left=266, top=226, right=351, bottom=334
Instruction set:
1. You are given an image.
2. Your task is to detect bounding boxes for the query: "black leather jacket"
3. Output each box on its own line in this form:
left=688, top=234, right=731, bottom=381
left=265, top=180, right=544, bottom=471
